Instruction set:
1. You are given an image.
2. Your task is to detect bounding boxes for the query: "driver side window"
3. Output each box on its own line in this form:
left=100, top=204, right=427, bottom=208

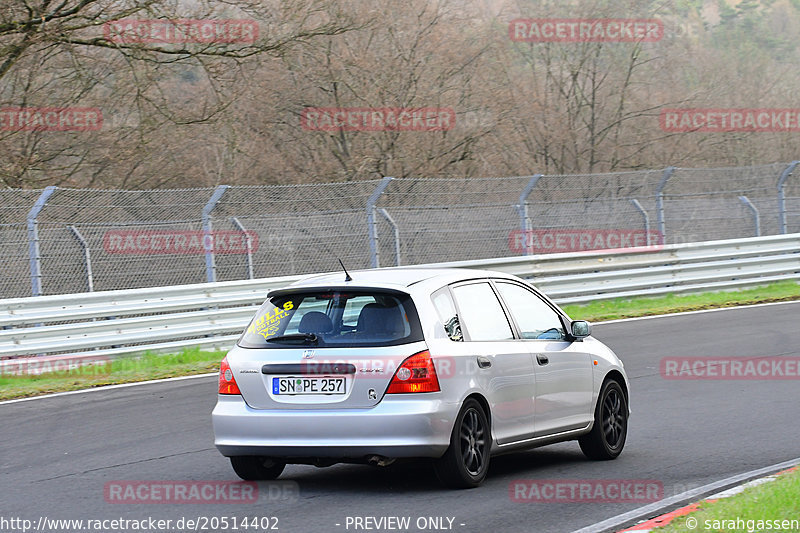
left=495, top=282, right=565, bottom=340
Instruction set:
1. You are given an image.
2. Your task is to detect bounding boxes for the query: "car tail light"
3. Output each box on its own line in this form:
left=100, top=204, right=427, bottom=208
left=386, top=350, right=440, bottom=394
left=218, top=356, right=241, bottom=395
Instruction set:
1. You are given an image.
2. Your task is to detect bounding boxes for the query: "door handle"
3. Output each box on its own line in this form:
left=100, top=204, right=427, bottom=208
left=536, top=354, right=549, bottom=366
left=477, top=356, right=492, bottom=369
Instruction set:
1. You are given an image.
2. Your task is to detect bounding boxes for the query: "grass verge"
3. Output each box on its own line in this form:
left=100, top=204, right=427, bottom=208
left=0, top=347, right=223, bottom=401
left=561, top=280, right=800, bottom=322
left=2, top=280, right=799, bottom=401
left=653, top=467, right=800, bottom=532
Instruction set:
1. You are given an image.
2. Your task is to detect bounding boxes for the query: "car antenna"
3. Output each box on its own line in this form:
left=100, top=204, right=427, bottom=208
left=338, top=258, right=353, bottom=282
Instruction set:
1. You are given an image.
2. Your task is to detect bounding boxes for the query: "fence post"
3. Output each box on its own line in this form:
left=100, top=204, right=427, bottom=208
left=202, top=185, right=230, bottom=283
left=515, top=174, right=543, bottom=255
left=516, top=174, right=544, bottom=232
left=629, top=199, right=651, bottom=246
left=68, top=225, right=94, bottom=291
left=27, top=186, right=57, bottom=297
left=778, top=161, right=800, bottom=234
left=738, top=196, right=761, bottom=237
left=655, top=166, right=675, bottom=240
left=367, top=177, right=393, bottom=268
left=230, top=216, right=254, bottom=279
left=377, top=208, right=401, bottom=266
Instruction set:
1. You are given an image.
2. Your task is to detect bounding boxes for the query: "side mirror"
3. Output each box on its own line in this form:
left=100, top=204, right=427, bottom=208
left=570, top=320, right=591, bottom=339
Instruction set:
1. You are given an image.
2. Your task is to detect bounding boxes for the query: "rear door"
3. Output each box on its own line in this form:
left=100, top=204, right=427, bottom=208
left=229, top=289, right=427, bottom=410
left=448, top=281, right=537, bottom=444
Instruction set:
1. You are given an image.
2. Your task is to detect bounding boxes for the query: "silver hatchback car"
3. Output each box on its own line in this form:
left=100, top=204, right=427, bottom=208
left=212, top=268, right=630, bottom=488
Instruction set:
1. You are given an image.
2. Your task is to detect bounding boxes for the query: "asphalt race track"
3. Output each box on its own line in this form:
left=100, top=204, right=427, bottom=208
left=2, top=302, right=799, bottom=533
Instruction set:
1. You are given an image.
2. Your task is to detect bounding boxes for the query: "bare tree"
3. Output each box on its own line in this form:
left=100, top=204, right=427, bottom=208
left=0, top=0, right=360, bottom=187
left=210, top=0, right=503, bottom=184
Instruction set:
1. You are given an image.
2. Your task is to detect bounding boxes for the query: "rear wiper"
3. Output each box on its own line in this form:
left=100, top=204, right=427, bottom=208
left=266, top=333, right=318, bottom=344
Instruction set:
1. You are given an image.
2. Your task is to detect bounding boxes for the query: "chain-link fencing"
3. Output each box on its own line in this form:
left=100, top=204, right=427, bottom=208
left=1, top=162, right=798, bottom=299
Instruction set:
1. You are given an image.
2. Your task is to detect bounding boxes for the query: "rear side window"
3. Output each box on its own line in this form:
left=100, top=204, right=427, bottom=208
left=432, top=287, right=462, bottom=341
left=238, top=290, right=423, bottom=348
left=450, top=282, right=514, bottom=341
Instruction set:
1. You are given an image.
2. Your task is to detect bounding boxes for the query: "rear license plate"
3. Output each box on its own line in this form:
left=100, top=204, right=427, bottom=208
left=272, top=376, right=346, bottom=395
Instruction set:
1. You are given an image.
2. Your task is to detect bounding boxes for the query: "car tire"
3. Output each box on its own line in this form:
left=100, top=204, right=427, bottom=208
left=434, top=399, right=490, bottom=489
left=579, top=379, right=628, bottom=460
left=230, top=456, right=286, bottom=481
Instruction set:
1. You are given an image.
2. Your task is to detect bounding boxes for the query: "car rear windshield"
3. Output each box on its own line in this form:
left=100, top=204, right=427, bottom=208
left=237, top=289, right=424, bottom=348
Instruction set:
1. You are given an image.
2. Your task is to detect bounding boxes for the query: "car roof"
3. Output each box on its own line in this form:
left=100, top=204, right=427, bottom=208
left=285, top=267, right=520, bottom=292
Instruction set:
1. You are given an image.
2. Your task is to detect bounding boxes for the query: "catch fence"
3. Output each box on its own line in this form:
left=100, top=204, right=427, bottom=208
left=1, top=162, right=798, bottom=298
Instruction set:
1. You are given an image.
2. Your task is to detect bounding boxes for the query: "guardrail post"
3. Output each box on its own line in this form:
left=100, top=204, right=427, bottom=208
left=202, top=185, right=230, bottom=283
left=367, top=177, right=393, bottom=268
left=230, top=217, right=254, bottom=279
left=68, top=226, right=94, bottom=291
left=655, top=166, right=675, bottom=240
left=377, top=208, right=401, bottom=266
left=629, top=199, right=651, bottom=245
left=738, top=196, right=761, bottom=237
left=27, top=186, right=57, bottom=296
left=777, top=161, right=800, bottom=234
left=515, top=174, right=544, bottom=256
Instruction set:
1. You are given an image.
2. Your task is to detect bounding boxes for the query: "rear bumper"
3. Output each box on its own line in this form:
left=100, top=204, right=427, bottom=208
left=212, top=394, right=457, bottom=459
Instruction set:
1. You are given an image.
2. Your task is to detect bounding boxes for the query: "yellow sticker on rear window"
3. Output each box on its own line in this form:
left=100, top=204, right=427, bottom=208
left=248, top=301, right=294, bottom=339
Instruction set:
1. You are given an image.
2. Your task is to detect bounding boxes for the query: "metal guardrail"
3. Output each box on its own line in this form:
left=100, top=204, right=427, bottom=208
left=1, top=234, right=799, bottom=369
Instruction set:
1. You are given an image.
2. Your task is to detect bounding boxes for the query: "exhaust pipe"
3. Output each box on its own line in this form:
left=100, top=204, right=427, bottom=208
left=366, top=455, right=395, bottom=467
